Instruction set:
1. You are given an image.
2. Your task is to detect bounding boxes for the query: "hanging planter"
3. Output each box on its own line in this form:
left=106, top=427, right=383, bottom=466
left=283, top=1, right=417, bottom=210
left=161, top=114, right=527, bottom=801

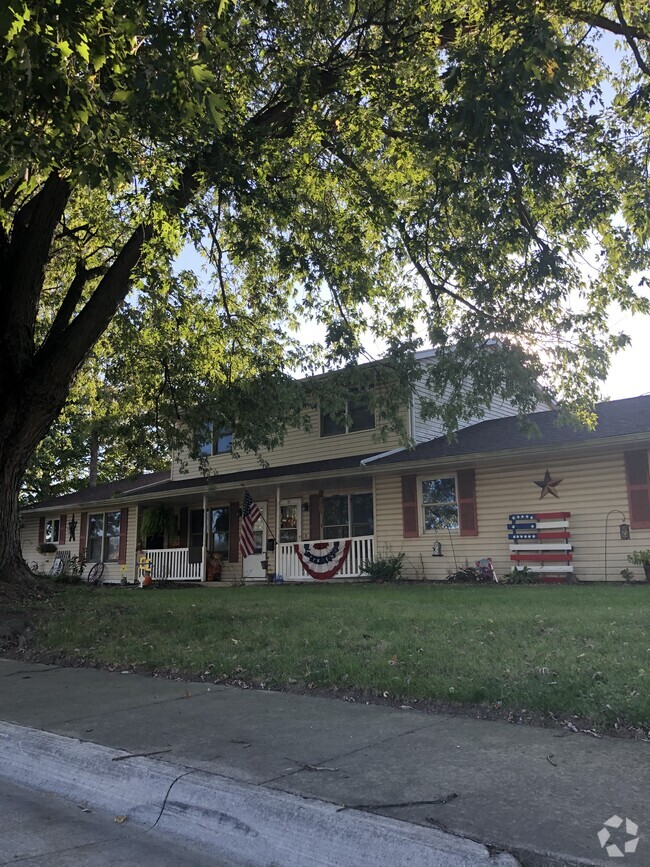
left=36, top=542, right=58, bottom=554
left=139, top=506, right=176, bottom=545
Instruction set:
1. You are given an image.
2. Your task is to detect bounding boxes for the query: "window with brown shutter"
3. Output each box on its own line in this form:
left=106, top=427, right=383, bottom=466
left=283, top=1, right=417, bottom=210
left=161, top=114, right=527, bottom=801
left=78, top=512, right=88, bottom=558
left=624, top=450, right=650, bottom=529
left=402, top=475, right=419, bottom=537
left=309, top=493, right=321, bottom=540
left=457, top=469, right=478, bottom=537
left=118, top=508, right=129, bottom=564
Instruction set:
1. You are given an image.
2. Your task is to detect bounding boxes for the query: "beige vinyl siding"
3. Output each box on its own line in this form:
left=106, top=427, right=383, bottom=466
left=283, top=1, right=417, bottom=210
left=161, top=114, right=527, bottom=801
left=19, top=513, right=46, bottom=571
left=173, top=403, right=407, bottom=480
left=411, top=380, right=548, bottom=444
left=374, top=445, right=650, bottom=582
left=20, top=507, right=139, bottom=583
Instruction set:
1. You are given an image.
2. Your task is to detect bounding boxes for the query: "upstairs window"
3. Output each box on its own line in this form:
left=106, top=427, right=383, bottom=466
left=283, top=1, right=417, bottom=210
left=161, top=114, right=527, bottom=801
left=198, top=423, right=233, bottom=456
left=320, top=394, right=374, bottom=437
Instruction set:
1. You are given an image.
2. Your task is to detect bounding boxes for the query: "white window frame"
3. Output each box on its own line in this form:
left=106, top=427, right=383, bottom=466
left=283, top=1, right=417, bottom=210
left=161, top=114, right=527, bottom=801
left=44, top=517, right=61, bottom=544
left=419, top=475, right=460, bottom=534
left=198, top=422, right=233, bottom=457
left=279, top=499, right=301, bottom=544
left=87, top=511, right=122, bottom=562
left=321, top=491, right=374, bottom=539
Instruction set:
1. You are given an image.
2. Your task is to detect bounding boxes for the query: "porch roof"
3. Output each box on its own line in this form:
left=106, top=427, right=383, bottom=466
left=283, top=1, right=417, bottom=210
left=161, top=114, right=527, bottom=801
left=21, top=452, right=381, bottom=512
left=21, top=470, right=170, bottom=513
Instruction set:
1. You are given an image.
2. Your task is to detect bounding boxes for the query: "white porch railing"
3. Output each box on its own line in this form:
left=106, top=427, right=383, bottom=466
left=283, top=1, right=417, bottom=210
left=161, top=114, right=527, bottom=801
left=142, top=548, right=202, bottom=582
left=276, top=535, right=374, bottom=581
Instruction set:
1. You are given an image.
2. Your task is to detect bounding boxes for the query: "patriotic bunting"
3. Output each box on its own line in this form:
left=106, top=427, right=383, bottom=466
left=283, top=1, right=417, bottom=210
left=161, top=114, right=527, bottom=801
left=294, top=540, right=351, bottom=580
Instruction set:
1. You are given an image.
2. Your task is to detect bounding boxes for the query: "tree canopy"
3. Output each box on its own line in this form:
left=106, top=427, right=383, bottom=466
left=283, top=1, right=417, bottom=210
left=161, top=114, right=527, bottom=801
left=2, top=0, right=650, bottom=576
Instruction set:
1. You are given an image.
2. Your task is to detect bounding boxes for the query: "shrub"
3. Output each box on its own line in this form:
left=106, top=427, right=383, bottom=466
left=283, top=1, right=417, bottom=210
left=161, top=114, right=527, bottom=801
left=504, top=566, right=539, bottom=584
left=362, top=551, right=405, bottom=583
left=627, top=550, right=650, bottom=565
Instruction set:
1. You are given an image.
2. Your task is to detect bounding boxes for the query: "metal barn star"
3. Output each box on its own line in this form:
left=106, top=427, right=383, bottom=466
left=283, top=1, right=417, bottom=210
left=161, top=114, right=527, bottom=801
left=534, top=469, right=563, bottom=499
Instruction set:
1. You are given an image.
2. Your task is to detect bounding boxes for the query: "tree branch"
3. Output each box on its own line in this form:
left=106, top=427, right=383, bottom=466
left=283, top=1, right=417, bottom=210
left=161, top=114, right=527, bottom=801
left=46, top=263, right=108, bottom=341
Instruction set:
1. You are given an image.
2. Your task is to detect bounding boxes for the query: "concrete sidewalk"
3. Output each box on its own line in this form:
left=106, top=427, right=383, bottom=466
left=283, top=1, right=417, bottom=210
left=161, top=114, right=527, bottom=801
left=0, top=659, right=647, bottom=866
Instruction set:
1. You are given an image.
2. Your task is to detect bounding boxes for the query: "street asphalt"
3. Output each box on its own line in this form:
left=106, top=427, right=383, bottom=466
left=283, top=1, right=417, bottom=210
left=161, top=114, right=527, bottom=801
left=0, top=658, right=647, bottom=866
left=0, top=777, right=226, bottom=866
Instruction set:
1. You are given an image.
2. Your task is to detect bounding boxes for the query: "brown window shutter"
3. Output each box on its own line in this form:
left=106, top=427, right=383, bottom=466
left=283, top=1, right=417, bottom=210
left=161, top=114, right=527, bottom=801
left=179, top=507, right=188, bottom=547
left=118, top=507, right=129, bottom=564
left=309, top=493, right=321, bottom=540
left=38, top=517, right=45, bottom=545
left=624, top=450, right=650, bottom=529
left=60, top=514, right=66, bottom=544
left=402, top=475, right=419, bottom=538
left=457, top=469, right=478, bottom=537
left=78, top=512, right=88, bottom=558
left=229, top=501, right=239, bottom=563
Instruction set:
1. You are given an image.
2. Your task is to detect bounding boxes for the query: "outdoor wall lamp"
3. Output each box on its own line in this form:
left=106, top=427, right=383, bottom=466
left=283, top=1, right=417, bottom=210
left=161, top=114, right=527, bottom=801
left=301, top=502, right=310, bottom=512
left=432, top=541, right=443, bottom=557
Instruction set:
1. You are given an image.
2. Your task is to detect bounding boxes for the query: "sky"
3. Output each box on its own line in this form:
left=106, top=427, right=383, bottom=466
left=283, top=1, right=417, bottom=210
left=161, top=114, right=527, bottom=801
left=603, top=307, right=649, bottom=399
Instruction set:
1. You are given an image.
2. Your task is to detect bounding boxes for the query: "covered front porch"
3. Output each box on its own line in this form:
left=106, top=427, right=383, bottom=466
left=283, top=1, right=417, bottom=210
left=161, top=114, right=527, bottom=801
left=141, top=535, right=374, bottom=583
left=135, top=475, right=376, bottom=584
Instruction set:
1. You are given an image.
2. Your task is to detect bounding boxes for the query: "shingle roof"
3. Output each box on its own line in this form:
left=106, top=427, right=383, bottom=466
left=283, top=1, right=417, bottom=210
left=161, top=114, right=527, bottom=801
left=22, top=470, right=170, bottom=511
left=372, top=395, right=650, bottom=466
left=121, top=451, right=381, bottom=497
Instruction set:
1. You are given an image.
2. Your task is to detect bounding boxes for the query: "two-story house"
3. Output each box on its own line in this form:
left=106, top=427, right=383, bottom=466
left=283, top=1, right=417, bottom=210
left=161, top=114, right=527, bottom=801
left=19, top=351, right=650, bottom=584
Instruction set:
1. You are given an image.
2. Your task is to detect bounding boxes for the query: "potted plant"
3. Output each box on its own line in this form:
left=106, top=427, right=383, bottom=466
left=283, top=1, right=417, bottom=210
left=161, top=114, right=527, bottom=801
left=206, top=551, right=223, bottom=582
left=627, top=550, right=650, bottom=581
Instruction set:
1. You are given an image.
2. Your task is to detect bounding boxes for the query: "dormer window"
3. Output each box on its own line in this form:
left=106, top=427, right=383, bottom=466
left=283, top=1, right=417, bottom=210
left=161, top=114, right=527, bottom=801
left=320, top=394, right=375, bottom=437
left=198, top=423, right=233, bottom=456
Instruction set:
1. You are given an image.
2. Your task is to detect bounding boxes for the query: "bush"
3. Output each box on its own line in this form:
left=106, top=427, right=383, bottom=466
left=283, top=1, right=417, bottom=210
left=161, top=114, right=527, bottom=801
left=504, top=566, right=539, bottom=584
left=627, top=550, right=650, bottom=565
left=362, top=551, right=405, bottom=583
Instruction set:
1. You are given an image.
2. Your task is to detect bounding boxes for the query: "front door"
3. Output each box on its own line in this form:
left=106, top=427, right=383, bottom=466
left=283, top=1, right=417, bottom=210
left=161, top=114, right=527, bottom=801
left=243, top=502, right=267, bottom=579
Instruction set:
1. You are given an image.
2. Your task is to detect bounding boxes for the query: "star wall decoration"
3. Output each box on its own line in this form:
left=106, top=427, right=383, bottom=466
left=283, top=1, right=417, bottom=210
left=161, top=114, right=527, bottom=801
left=534, top=469, right=563, bottom=499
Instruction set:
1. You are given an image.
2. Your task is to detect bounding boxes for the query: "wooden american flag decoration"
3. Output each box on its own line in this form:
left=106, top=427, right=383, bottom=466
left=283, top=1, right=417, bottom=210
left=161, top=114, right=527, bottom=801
left=508, top=512, right=573, bottom=574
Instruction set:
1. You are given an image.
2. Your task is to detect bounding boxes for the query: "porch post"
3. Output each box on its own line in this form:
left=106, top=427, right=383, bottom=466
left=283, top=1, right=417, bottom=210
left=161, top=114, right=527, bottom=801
left=201, top=493, right=208, bottom=582
left=275, top=485, right=281, bottom=577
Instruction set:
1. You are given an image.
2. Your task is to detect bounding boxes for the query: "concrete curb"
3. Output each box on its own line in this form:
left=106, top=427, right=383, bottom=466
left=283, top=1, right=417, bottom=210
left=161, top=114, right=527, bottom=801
left=0, top=721, right=519, bottom=866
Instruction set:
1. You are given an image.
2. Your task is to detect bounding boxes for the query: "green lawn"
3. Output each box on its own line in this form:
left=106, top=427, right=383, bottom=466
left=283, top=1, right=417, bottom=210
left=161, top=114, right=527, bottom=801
left=29, top=583, right=650, bottom=729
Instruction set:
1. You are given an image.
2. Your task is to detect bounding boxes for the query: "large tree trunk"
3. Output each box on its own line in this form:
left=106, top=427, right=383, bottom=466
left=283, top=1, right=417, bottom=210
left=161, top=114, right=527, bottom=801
left=0, top=463, right=33, bottom=585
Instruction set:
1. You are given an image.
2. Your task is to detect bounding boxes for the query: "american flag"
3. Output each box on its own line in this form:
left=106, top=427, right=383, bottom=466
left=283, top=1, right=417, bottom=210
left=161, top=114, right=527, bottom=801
left=239, top=490, right=261, bottom=558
